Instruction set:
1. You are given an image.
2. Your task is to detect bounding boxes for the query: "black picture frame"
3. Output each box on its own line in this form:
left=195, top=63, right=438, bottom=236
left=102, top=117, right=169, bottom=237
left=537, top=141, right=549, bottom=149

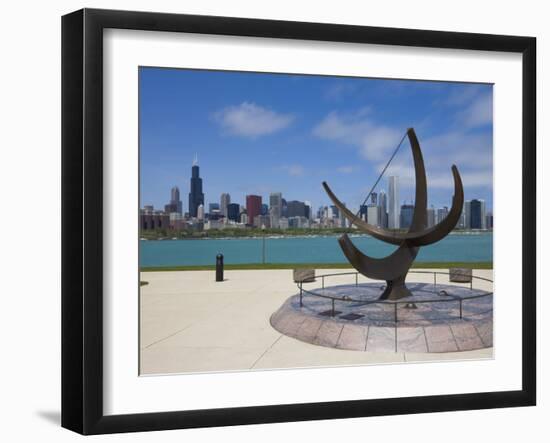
left=62, top=8, right=536, bottom=435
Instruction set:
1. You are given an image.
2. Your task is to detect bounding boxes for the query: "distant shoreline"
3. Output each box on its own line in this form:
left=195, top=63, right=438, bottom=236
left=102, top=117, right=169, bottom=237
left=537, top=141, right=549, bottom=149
left=140, top=230, right=493, bottom=241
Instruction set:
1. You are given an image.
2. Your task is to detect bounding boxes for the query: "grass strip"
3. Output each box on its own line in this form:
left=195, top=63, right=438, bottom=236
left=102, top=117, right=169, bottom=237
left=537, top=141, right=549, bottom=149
left=140, top=261, right=493, bottom=272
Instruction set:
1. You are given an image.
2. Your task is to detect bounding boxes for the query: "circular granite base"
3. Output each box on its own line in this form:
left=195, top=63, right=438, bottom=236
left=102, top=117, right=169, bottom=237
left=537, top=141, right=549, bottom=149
left=270, top=283, right=492, bottom=353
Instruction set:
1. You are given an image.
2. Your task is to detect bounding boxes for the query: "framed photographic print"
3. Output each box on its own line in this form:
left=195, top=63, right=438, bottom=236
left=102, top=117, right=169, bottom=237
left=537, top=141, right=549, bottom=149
left=61, top=8, right=536, bottom=435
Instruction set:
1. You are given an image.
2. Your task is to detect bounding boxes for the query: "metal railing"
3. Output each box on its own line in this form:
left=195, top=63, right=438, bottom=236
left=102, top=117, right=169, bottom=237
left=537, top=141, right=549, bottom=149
left=297, top=270, right=493, bottom=323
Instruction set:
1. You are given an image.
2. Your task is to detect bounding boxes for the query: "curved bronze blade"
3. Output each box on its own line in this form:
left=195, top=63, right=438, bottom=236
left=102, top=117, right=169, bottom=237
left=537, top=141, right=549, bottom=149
left=338, top=234, right=418, bottom=280
left=322, top=127, right=465, bottom=300
left=323, top=181, right=404, bottom=245
left=407, top=128, right=427, bottom=233
left=322, top=165, right=463, bottom=247
left=406, top=164, right=464, bottom=246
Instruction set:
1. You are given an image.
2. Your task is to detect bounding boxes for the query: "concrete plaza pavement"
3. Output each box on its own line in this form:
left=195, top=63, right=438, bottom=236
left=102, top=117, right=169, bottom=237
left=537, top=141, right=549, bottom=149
left=140, top=268, right=493, bottom=375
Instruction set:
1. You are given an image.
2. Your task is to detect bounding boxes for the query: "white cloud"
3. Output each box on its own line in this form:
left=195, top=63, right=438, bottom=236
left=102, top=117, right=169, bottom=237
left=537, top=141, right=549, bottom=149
left=312, top=110, right=402, bottom=161
left=455, top=93, right=493, bottom=129
left=312, top=107, right=492, bottom=195
left=336, top=165, right=357, bottom=174
left=377, top=127, right=493, bottom=191
left=430, top=170, right=492, bottom=188
left=421, top=131, right=493, bottom=169
left=441, top=85, right=484, bottom=107
left=280, top=164, right=305, bottom=177
left=380, top=152, right=492, bottom=191
left=324, top=83, right=357, bottom=101
left=213, top=102, right=294, bottom=138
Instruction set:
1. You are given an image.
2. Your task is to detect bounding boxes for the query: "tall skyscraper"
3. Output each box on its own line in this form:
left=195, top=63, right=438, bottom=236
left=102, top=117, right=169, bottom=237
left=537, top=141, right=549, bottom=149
left=378, top=190, right=388, bottom=228
left=188, top=157, right=204, bottom=218
left=464, top=201, right=472, bottom=229
left=165, top=186, right=183, bottom=214
left=171, top=186, right=182, bottom=214
left=269, top=192, right=282, bottom=218
left=220, top=193, right=231, bottom=217
left=437, top=206, right=449, bottom=224
left=367, top=205, right=381, bottom=226
left=457, top=204, right=466, bottom=229
left=246, top=195, right=262, bottom=226
left=427, top=206, right=436, bottom=227
left=370, top=192, right=378, bottom=205
left=281, top=198, right=288, bottom=218
left=400, top=204, right=414, bottom=229
left=226, top=203, right=240, bottom=222
left=304, top=201, right=313, bottom=220
left=469, top=199, right=484, bottom=229
left=269, top=193, right=283, bottom=228
left=197, top=204, right=205, bottom=221
left=486, top=212, right=494, bottom=229
left=388, top=176, right=400, bottom=229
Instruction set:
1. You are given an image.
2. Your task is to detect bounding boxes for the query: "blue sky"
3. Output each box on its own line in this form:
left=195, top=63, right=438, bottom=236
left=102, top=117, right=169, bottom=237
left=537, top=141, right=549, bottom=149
left=139, top=67, right=493, bottom=213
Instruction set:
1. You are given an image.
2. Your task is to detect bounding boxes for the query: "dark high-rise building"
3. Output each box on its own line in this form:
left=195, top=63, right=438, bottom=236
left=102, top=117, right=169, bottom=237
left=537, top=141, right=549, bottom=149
left=370, top=192, right=378, bottom=205
left=400, top=204, right=414, bottom=229
left=287, top=200, right=307, bottom=218
left=486, top=212, right=494, bottom=229
left=281, top=198, right=288, bottom=218
left=359, top=205, right=368, bottom=221
left=246, top=195, right=262, bottom=226
left=227, top=203, right=240, bottom=222
left=378, top=190, right=388, bottom=228
left=261, top=203, right=269, bottom=216
left=188, top=158, right=204, bottom=218
left=470, top=199, right=483, bottom=229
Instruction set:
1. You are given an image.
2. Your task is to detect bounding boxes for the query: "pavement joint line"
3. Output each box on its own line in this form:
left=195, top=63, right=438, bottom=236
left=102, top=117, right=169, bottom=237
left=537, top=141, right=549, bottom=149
left=334, top=323, right=345, bottom=349
left=148, top=345, right=268, bottom=350
left=472, top=322, right=489, bottom=347
left=312, top=319, right=325, bottom=341
left=447, top=323, right=461, bottom=351
left=249, top=334, right=284, bottom=369
left=290, top=315, right=308, bottom=337
left=422, top=326, right=430, bottom=352
left=364, top=325, right=369, bottom=351
left=143, top=323, right=194, bottom=349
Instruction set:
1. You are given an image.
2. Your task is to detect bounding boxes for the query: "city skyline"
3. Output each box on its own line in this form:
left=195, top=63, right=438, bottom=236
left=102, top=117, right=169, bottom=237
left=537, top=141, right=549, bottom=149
left=142, top=160, right=491, bottom=232
left=144, top=161, right=491, bottom=219
left=140, top=67, right=493, bottom=212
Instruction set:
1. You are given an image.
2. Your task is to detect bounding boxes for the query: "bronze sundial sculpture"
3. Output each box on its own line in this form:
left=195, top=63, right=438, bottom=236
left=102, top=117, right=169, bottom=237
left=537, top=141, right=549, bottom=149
left=322, top=128, right=464, bottom=301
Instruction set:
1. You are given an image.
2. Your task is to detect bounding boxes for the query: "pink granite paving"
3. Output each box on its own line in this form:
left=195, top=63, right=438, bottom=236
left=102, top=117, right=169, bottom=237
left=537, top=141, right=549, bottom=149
left=270, top=282, right=493, bottom=354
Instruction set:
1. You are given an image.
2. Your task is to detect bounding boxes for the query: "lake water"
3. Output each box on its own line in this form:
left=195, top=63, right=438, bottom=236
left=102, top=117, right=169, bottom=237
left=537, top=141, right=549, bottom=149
left=139, top=233, right=493, bottom=267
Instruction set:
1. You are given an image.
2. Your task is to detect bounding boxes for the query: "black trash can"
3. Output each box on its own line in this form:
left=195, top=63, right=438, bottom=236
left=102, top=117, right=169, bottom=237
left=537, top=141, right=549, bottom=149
left=215, top=253, right=224, bottom=282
